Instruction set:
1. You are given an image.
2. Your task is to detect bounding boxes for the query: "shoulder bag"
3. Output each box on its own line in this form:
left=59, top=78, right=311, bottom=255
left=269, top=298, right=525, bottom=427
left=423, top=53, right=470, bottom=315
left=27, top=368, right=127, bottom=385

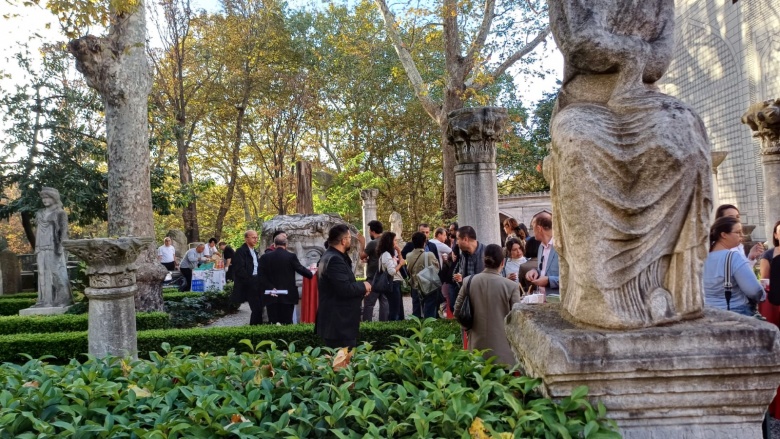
left=416, top=252, right=443, bottom=296
left=455, top=275, right=475, bottom=330
left=723, top=251, right=734, bottom=311
left=371, top=253, right=394, bottom=295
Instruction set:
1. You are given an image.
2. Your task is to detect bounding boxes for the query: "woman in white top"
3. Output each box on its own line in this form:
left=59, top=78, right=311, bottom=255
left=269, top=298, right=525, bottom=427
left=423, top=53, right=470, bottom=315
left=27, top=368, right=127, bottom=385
left=376, top=232, right=406, bottom=321
left=501, top=238, right=527, bottom=282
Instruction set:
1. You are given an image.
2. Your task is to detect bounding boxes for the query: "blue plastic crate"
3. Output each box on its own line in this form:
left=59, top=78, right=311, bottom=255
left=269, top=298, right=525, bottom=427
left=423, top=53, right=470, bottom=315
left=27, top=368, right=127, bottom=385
left=191, top=279, right=205, bottom=292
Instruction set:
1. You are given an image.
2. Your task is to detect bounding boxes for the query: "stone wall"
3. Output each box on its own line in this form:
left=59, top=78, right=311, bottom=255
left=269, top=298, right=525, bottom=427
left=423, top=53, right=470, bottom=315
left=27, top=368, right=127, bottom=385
left=497, top=192, right=552, bottom=228
left=658, top=0, right=780, bottom=241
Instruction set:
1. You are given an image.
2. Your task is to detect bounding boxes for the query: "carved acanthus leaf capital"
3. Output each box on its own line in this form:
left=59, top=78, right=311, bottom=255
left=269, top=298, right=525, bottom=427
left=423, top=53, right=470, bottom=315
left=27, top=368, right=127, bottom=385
left=360, top=189, right=379, bottom=204
left=742, top=98, right=780, bottom=154
left=447, top=107, right=508, bottom=165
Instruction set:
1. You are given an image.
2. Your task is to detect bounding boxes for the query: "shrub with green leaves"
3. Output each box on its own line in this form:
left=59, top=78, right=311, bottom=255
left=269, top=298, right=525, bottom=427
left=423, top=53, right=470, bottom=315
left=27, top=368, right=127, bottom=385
left=0, top=319, right=460, bottom=364
left=0, top=312, right=169, bottom=335
left=164, top=287, right=240, bottom=328
left=0, top=320, right=619, bottom=438
left=0, top=299, right=37, bottom=316
left=0, top=293, right=38, bottom=300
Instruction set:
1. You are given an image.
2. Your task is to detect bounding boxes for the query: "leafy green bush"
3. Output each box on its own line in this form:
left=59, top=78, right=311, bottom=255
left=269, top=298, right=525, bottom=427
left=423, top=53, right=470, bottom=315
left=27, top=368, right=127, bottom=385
left=0, top=299, right=37, bottom=316
left=0, top=319, right=460, bottom=364
left=0, top=321, right=619, bottom=437
left=164, top=287, right=240, bottom=328
left=0, top=293, right=38, bottom=300
left=0, top=312, right=169, bottom=335
left=162, top=291, right=201, bottom=302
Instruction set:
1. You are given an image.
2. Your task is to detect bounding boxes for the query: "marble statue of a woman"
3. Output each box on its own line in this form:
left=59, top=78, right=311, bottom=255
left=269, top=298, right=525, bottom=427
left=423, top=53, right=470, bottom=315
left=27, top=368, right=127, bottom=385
left=34, top=187, right=73, bottom=308
left=548, top=0, right=712, bottom=329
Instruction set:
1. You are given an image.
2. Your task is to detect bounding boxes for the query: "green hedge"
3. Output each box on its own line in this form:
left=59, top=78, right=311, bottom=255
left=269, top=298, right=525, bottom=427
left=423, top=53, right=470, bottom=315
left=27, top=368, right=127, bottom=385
left=161, top=291, right=202, bottom=302
left=0, top=293, right=38, bottom=300
left=0, top=299, right=37, bottom=316
left=0, top=312, right=169, bottom=335
left=0, top=319, right=461, bottom=364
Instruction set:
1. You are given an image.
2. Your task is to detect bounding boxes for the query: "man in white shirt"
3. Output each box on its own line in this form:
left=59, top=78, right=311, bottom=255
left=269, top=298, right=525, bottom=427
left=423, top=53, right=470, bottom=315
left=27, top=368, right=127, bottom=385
left=157, top=237, right=177, bottom=271
left=179, top=244, right=207, bottom=291
left=429, top=227, right=453, bottom=266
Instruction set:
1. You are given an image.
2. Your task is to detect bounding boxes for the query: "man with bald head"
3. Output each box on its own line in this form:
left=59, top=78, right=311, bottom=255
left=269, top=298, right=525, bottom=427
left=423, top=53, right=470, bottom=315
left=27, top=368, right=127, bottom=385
left=230, top=229, right=264, bottom=324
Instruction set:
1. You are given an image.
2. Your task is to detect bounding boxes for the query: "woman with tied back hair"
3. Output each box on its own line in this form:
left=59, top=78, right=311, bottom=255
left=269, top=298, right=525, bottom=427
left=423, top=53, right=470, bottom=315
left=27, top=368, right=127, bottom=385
left=702, top=216, right=764, bottom=316
left=376, top=231, right=405, bottom=321
left=454, top=244, right=522, bottom=365
left=714, top=204, right=765, bottom=267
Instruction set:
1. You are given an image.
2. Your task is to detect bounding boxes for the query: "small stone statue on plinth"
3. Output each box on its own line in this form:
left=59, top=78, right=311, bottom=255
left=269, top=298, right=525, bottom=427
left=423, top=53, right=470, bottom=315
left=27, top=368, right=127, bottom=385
left=21, top=187, right=72, bottom=315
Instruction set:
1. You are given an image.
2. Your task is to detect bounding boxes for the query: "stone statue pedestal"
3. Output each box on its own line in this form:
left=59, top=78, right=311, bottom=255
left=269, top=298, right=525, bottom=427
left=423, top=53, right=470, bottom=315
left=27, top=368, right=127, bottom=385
left=506, top=304, right=780, bottom=439
left=19, top=305, right=71, bottom=316
left=63, top=237, right=151, bottom=359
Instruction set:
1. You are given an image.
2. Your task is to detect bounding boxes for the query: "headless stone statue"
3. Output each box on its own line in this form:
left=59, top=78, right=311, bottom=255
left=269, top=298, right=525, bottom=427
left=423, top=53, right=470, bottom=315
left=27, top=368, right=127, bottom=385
left=548, top=0, right=712, bottom=329
left=35, top=187, right=72, bottom=308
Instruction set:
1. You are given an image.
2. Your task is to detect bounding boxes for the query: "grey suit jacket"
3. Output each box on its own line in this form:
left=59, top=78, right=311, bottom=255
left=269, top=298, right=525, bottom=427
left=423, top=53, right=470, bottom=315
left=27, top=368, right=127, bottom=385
left=539, top=244, right=560, bottom=296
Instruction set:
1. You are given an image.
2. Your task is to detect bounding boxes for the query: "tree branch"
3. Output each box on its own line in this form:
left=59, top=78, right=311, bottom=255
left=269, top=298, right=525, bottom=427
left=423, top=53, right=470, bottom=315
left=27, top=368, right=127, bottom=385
left=472, top=26, right=550, bottom=90
left=464, top=0, right=496, bottom=71
left=373, top=0, right=441, bottom=120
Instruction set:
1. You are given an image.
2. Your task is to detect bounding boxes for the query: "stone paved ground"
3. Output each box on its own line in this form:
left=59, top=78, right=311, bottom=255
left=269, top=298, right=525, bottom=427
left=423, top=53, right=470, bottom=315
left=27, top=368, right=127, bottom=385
left=205, top=295, right=422, bottom=327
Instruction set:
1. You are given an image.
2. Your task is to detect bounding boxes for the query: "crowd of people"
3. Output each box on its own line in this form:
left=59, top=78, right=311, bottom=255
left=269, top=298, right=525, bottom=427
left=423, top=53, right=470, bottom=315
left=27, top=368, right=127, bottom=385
left=153, top=203, right=780, bottom=373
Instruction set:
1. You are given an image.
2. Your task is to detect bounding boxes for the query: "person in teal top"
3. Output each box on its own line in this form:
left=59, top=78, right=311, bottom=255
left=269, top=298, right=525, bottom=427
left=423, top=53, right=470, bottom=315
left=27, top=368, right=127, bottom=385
left=703, top=216, right=764, bottom=316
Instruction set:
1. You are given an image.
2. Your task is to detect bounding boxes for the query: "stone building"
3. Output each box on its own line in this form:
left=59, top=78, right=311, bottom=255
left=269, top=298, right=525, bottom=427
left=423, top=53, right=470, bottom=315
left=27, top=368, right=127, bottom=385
left=658, top=0, right=780, bottom=241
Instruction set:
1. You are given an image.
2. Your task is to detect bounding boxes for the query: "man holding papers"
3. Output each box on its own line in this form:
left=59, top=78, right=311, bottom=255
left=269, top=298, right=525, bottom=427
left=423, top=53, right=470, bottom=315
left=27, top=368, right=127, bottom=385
left=258, top=232, right=313, bottom=324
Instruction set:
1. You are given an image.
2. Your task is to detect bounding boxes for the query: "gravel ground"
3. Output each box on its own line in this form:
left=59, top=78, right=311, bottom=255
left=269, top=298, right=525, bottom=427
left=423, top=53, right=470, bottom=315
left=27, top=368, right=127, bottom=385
left=205, top=295, right=421, bottom=327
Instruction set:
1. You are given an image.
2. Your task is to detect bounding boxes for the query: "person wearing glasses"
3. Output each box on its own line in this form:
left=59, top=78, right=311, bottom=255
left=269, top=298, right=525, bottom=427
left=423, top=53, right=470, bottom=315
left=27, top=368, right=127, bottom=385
left=703, top=216, right=764, bottom=316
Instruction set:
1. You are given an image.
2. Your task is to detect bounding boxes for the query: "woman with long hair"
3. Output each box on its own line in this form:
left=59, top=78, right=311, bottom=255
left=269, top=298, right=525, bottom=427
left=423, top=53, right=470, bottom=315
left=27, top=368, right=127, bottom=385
left=501, top=239, right=527, bottom=282
left=702, top=216, right=764, bottom=316
left=376, top=232, right=405, bottom=321
left=502, top=218, right=522, bottom=245
left=454, top=244, right=522, bottom=365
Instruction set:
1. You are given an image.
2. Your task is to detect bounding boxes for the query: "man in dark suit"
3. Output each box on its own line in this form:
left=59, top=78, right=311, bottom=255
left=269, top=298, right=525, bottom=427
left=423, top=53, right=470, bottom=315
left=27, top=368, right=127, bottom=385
left=230, top=229, right=263, bottom=325
left=315, top=224, right=372, bottom=348
left=258, top=233, right=313, bottom=324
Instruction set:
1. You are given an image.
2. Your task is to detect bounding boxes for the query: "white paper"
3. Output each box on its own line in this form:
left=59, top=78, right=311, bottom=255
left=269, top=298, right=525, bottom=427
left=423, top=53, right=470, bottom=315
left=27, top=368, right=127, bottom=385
left=264, top=289, right=288, bottom=295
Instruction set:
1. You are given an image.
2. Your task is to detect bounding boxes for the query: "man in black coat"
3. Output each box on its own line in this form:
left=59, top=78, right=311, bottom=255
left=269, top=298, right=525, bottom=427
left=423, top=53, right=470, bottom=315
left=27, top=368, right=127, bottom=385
left=258, top=233, right=313, bottom=324
left=230, top=229, right=263, bottom=325
left=315, top=224, right=372, bottom=348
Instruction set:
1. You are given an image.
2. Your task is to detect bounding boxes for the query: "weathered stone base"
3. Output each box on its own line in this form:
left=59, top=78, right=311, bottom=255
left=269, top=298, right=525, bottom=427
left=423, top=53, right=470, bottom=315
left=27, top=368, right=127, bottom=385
left=19, top=305, right=72, bottom=316
left=506, top=303, right=780, bottom=439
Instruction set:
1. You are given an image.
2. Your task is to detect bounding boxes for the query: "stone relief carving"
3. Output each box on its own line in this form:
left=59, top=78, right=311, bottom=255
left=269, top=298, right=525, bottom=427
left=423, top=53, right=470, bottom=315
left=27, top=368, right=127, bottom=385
left=548, top=0, right=712, bottom=329
left=261, top=214, right=363, bottom=287
left=742, top=98, right=780, bottom=153
left=446, top=107, right=507, bottom=164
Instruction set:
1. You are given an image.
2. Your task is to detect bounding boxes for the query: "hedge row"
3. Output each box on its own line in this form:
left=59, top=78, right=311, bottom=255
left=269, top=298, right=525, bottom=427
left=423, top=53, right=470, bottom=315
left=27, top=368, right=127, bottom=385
left=0, top=292, right=205, bottom=316
left=0, top=293, right=38, bottom=300
left=0, top=312, right=169, bottom=335
left=0, top=299, right=37, bottom=316
left=0, top=319, right=461, bottom=364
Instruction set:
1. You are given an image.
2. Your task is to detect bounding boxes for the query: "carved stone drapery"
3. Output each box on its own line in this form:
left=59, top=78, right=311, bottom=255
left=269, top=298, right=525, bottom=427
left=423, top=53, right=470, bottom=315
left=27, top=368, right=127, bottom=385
left=742, top=98, right=780, bottom=239
left=63, top=237, right=150, bottom=358
left=447, top=107, right=507, bottom=246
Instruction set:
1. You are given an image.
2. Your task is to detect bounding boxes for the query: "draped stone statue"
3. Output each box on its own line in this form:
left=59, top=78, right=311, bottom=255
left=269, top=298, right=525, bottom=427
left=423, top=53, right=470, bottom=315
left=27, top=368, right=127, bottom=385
left=548, top=0, right=712, bottom=329
left=34, top=187, right=72, bottom=308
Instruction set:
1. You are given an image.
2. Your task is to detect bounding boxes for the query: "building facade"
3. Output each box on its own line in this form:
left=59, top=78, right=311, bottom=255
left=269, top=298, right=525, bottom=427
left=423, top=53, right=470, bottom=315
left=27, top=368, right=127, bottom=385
left=658, top=0, right=780, bottom=241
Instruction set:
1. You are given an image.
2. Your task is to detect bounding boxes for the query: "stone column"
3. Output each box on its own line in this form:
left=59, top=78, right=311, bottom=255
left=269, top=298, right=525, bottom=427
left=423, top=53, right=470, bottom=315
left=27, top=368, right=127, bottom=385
left=447, top=107, right=507, bottom=246
left=63, top=237, right=150, bottom=359
left=360, top=189, right=379, bottom=236
left=742, top=98, right=780, bottom=239
left=710, top=151, right=727, bottom=217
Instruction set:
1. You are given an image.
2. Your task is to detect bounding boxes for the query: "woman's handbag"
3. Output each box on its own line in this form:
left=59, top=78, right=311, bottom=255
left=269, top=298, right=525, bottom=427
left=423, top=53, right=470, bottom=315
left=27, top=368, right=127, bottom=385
left=455, top=276, right=475, bottom=330
left=371, top=257, right=394, bottom=295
